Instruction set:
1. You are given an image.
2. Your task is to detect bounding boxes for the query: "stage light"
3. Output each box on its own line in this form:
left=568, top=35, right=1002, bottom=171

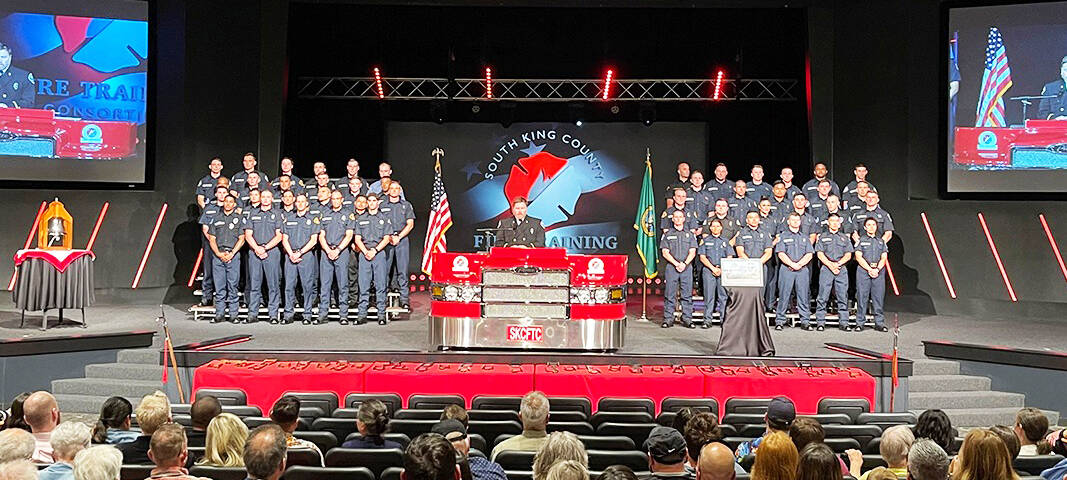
left=430, top=100, right=447, bottom=124
left=568, top=102, right=585, bottom=126
left=7, top=201, right=47, bottom=291
left=978, top=212, right=1017, bottom=302
left=712, top=69, right=725, bottom=100
left=1039, top=214, right=1067, bottom=286
left=85, top=202, right=110, bottom=252
left=485, top=67, right=493, bottom=99
left=132, top=203, right=168, bottom=289
left=639, top=102, right=656, bottom=127
left=884, top=259, right=901, bottom=296
left=920, top=212, right=957, bottom=298
left=602, top=69, right=614, bottom=100
left=499, top=101, right=516, bottom=128
left=373, top=67, right=385, bottom=99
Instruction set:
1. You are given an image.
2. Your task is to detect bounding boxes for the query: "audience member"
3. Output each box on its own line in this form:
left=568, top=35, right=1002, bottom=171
left=147, top=424, right=207, bottom=480
left=863, top=466, right=900, bottom=480
left=749, top=431, right=797, bottom=480
left=533, top=432, right=588, bottom=480
left=196, top=413, right=247, bottom=467
left=695, top=443, right=736, bottom=480
left=642, top=426, right=687, bottom=480
left=39, top=422, right=91, bottom=480
left=734, top=397, right=795, bottom=461
left=3, top=393, right=32, bottom=431
left=440, top=405, right=469, bottom=428
left=403, top=433, right=459, bottom=480
left=545, top=460, right=588, bottom=480
left=432, top=419, right=505, bottom=480
left=268, top=396, right=323, bottom=466
left=491, top=391, right=550, bottom=460
left=116, top=391, right=172, bottom=465
left=23, top=391, right=61, bottom=463
left=0, top=428, right=35, bottom=463
left=990, top=425, right=1021, bottom=461
left=0, top=459, right=38, bottom=480
left=1039, top=427, right=1067, bottom=479
left=683, top=414, right=744, bottom=476
left=1015, top=407, right=1051, bottom=456
left=671, top=408, right=696, bottom=435
left=90, top=397, right=136, bottom=445
left=597, top=465, right=638, bottom=480
left=794, top=443, right=842, bottom=480
left=341, top=399, right=401, bottom=449
left=244, top=424, right=288, bottom=480
left=72, top=445, right=122, bottom=480
left=950, top=428, right=1019, bottom=480
left=858, top=424, right=914, bottom=480
left=789, top=417, right=850, bottom=476
left=912, top=410, right=955, bottom=454
left=907, top=438, right=950, bottom=480
left=187, top=395, right=222, bottom=448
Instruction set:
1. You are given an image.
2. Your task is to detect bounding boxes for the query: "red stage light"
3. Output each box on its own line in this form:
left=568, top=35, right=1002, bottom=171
left=920, top=212, right=957, bottom=298
left=1039, top=214, right=1067, bottom=286
left=602, top=69, right=614, bottom=100
left=712, top=70, right=725, bottom=100
left=884, top=259, right=901, bottom=296
left=188, top=249, right=203, bottom=288
left=485, top=67, right=493, bottom=99
left=978, top=212, right=1017, bottom=302
left=85, top=202, right=110, bottom=252
left=7, top=201, right=47, bottom=291
left=373, top=67, right=385, bottom=99
left=132, top=203, right=168, bottom=289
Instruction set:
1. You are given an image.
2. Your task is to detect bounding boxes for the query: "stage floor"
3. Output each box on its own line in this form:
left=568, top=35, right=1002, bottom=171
left=2, top=292, right=1066, bottom=360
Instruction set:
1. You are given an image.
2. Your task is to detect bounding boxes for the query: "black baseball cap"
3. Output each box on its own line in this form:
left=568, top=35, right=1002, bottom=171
left=767, top=396, right=796, bottom=429
left=643, top=426, right=687, bottom=464
left=431, top=419, right=467, bottom=441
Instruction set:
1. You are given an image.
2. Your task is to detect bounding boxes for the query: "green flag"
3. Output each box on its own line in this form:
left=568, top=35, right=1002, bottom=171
left=634, top=153, right=658, bottom=278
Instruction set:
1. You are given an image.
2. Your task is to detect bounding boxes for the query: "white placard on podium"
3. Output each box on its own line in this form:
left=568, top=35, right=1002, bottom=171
left=721, top=258, right=764, bottom=287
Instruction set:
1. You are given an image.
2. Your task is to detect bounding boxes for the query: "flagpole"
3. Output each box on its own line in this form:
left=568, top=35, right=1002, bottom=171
left=639, top=148, right=651, bottom=322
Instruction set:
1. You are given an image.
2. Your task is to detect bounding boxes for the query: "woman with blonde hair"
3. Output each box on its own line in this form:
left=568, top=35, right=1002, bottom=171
left=196, top=412, right=248, bottom=467
left=750, top=431, right=798, bottom=480
left=533, top=431, right=588, bottom=480
left=950, top=428, right=1020, bottom=480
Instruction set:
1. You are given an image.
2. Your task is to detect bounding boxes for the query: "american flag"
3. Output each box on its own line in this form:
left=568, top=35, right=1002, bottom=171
left=975, top=27, right=1012, bottom=127
left=421, top=159, right=452, bottom=274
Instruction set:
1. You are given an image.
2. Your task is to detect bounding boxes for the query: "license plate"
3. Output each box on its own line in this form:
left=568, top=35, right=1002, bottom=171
left=506, top=325, right=544, bottom=342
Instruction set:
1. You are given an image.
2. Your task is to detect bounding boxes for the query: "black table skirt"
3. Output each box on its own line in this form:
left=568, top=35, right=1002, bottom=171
left=13, top=256, right=95, bottom=311
left=716, top=286, right=775, bottom=356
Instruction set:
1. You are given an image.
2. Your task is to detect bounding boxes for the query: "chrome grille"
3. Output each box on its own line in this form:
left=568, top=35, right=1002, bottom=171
left=483, top=269, right=569, bottom=287
left=484, top=303, right=567, bottom=318
left=482, top=286, right=569, bottom=303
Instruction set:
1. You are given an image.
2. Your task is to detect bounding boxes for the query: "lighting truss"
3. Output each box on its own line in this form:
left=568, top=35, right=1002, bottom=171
left=296, top=77, right=798, bottom=101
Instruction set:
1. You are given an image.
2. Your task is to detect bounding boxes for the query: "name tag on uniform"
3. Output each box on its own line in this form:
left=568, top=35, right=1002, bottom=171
left=783, top=238, right=794, bottom=243
left=359, top=220, right=370, bottom=225
left=286, top=221, right=297, bottom=226
left=860, top=241, right=871, bottom=246
left=323, top=216, right=333, bottom=221
left=666, top=235, right=677, bottom=240
left=821, top=238, right=831, bottom=243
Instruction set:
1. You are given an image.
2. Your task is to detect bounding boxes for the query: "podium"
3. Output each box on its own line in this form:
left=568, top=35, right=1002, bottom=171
left=715, top=258, right=775, bottom=356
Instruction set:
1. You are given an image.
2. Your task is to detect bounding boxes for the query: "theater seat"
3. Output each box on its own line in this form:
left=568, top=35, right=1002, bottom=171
left=721, top=413, right=766, bottom=426
left=283, top=392, right=340, bottom=415
left=824, top=437, right=862, bottom=453
left=799, top=413, right=853, bottom=425
left=298, top=406, right=326, bottom=423
left=1013, top=455, right=1066, bottom=476
left=324, top=447, right=404, bottom=477
left=588, top=450, right=650, bottom=472
left=595, top=422, right=658, bottom=447
left=189, top=466, right=247, bottom=480
left=817, top=398, right=870, bottom=422
left=409, top=394, right=465, bottom=410
left=221, top=405, right=263, bottom=417
left=171, top=403, right=192, bottom=415
left=282, top=466, right=374, bottom=480
left=472, top=396, right=522, bottom=411
left=577, top=435, right=635, bottom=450
left=119, top=465, right=153, bottom=480
left=861, top=454, right=888, bottom=471
left=855, top=412, right=917, bottom=429
left=505, top=471, right=533, bottom=480
left=172, top=413, right=192, bottom=427
left=469, top=420, right=522, bottom=448
left=737, top=424, right=767, bottom=438
left=389, top=419, right=439, bottom=439
left=469, top=409, right=521, bottom=422
left=548, top=398, right=592, bottom=416
left=724, top=398, right=774, bottom=414
left=597, top=398, right=655, bottom=415
left=345, top=393, right=403, bottom=414
left=394, top=409, right=445, bottom=420
left=344, top=432, right=412, bottom=449
left=380, top=466, right=405, bottom=480
left=195, top=388, right=247, bottom=405
left=823, top=425, right=882, bottom=448
left=495, top=450, right=536, bottom=471
left=468, top=434, right=487, bottom=454
left=546, top=421, right=594, bottom=435
left=548, top=411, right=588, bottom=422
left=292, top=431, right=338, bottom=453
left=311, top=417, right=358, bottom=442
left=246, top=416, right=310, bottom=431
left=286, top=448, right=324, bottom=468
left=661, top=397, right=718, bottom=415
left=331, top=408, right=360, bottom=418
left=590, top=411, right=653, bottom=427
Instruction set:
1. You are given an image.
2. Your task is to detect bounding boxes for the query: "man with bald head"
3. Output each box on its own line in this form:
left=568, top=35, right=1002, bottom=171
left=23, top=391, right=60, bottom=463
left=696, top=443, right=736, bottom=480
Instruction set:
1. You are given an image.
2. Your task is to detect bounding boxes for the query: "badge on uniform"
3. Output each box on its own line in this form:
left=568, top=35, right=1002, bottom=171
left=350, top=213, right=355, bottom=220
left=306, top=219, right=311, bottom=225
left=11, top=82, right=17, bottom=91
left=313, top=217, right=319, bottom=224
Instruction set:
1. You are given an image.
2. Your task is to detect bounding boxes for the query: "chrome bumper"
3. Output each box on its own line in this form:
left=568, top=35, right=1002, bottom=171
left=429, top=316, right=626, bottom=351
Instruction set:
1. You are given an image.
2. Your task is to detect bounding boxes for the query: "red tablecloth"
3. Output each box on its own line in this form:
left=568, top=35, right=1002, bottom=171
left=363, top=362, right=535, bottom=408
left=702, top=366, right=877, bottom=416
left=535, top=364, right=706, bottom=414
left=14, top=249, right=94, bottom=273
left=193, top=359, right=370, bottom=413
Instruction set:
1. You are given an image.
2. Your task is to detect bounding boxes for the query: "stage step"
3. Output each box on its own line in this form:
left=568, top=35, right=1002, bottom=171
left=118, top=348, right=161, bottom=365
left=908, top=374, right=991, bottom=392
left=910, top=407, right=1059, bottom=428
left=54, top=393, right=135, bottom=416
left=52, top=378, right=164, bottom=399
left=908, top=390, right=1025, bottom=410
left=84, top=362, right=164, bottom=382
left=910, top=359, right=960, bottom=376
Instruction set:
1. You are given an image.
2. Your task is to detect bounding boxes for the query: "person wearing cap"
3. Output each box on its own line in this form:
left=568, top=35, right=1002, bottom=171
left=643, top=426, right=689, bottom=480
left=733, top=396, right=795, bottom=462
left=433, top=419, right=506, bottom=480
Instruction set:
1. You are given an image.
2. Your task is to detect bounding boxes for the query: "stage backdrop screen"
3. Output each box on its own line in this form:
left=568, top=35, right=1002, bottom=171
left=946, top=1, right=1067, bottom=194
left=387, top=122, right=707, bottom=274
left=0, top=0, right=148, bottom=187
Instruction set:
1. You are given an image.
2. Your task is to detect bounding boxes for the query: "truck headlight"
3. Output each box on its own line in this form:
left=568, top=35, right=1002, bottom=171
left=594, top=287, right=609, bottom=303
left=444, top=285, right=459, bottom=301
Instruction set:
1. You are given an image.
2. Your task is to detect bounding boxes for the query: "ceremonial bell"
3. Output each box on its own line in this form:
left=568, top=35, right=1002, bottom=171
left=38, top=198, right=73, bottom=250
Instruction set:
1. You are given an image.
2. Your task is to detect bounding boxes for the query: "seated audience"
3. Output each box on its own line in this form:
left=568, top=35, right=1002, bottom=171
left=1014, top=407, right=1051, bottom=456
left=3, top=393, right=32, bottom=431
left=546, top=460, right=588, bottom=480
left=72, top=445, right=122, bottom=480
left=187, top=395, right=222, bottom=448
left=268, top=396, right=323, bottom=466
left=90, top=397, right=136, bottom=445
left=491, top=391, right=550, bottom=460
left=912, top=410, right=955, bottom=455
left=749, top=431, right=797, bottom=480
left=196, top=413, right=247, bottom=467
left=672, top=408, right=696, bottom=434
left=403, top=433, right=459, bottom=480
left=863, top=466, right=901, bottom=480
left=341, top=399, right=401, bottom=450
left=0, top=459, right=38, bottom=480
left=432, top=419, right=505, bottom=480
left=683, top=413, right=744, bottom=476
left=244, top=424, right=288, bottom=480
left=950, top=428, right=1019, bottom=480
left=734, top=396, right=795, bottom=461
left=907, top=438, right=950, bottom=480
left=642, top=427, right=687, bottom=480
left=597, top=465, right=638, bottom=480
left=39, top=422, right=91, bottom=480
left=24, top=391, right=61, bottom=463
left=795, top=443, right=842, bottom=480
left=789, top=416, right=850, bottom=476
left=0, top=428, right=35, bottom=463
left=116, top=391, right=172, bottom=465
left=858, top=425, right=914, bottom=480
left=1039, top=427, right=1067, bottom=479
left=695, top=443, right=737, bottom=480
left=533, top=432, right=588, bottom=480
left=147, top=424, right=207, bottom=480
left=440, top=405, right=469, bottom=428
left=989, top=425, right=1021, bottom=461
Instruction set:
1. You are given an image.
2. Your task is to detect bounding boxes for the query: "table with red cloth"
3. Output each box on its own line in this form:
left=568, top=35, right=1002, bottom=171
left=13, top=249, right=96, bottom=330
left=192, top=361, right=877, bottom=416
